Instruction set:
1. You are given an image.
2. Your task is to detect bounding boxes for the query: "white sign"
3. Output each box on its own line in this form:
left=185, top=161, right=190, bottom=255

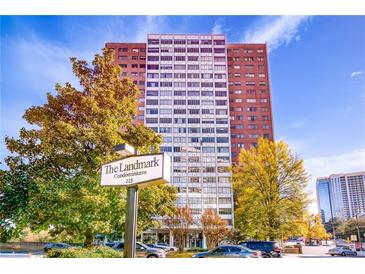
left=100, top=153, right=170, bottom=188
left=351, top=235, right=357, bottom=241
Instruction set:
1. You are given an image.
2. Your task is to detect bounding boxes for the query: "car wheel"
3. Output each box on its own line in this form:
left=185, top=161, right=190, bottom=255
left=353, top=252, right=357, bottom=257
left=341, top=252, right=346, bottom=257
left=147, top=254, right=158, bottom=258
left=262, top=254, right=271, bottom=258
left=331, top=254, right=334, bottom=256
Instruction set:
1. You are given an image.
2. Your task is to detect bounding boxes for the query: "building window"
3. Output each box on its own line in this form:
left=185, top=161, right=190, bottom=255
left=160, top=73, right=172, bottom=78
left=161, top=56, right=173, bottom=61
left=161, top=82, right=173, bottom=87
left=146, top=99, right=158, bottom=105
left=160, top=118, right=172, bottom=123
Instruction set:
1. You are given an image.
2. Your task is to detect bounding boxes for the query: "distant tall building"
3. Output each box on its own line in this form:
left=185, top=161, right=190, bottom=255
left=106, top=34, right=274, bottom=248
left=316, top=171, right=365, bottom=222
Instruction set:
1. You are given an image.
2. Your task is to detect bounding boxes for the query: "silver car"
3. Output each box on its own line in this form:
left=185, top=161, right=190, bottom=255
left=192, top=245, right=262, bottom=258
left=328, top=246, right=357, bottom=257
left=113, top=242, right=166, bottom=258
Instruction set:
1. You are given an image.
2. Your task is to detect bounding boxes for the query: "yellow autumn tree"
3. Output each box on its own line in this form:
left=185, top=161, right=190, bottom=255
left=304, top=214, right=330, bottom=243
left=232, top=138, right=309, bottom=241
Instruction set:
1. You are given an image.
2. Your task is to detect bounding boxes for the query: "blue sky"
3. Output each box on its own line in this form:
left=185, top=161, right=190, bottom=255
left=1, top=16, right=365, bottom=212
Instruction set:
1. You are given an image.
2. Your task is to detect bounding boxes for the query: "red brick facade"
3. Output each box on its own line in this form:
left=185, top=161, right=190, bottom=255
left=105, top=43, right=146, bottom=124
left=227, top=44, right=274, bottom=163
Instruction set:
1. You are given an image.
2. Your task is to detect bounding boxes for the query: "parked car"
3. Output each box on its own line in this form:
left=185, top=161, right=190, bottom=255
left=192, top=245, right=262, bottom=258
left=112, top=242, right=166, bottom=258
left=156, top=243, right=178, bottom=252
left=44, top=243, right=71, bottom=252
left=145, top=243, right=175, bottom=252
left=104, top=242, right=116, bottom=248
left=328, top=246, right=357, bottom=257
left=239, top=241, right=283, bottom=258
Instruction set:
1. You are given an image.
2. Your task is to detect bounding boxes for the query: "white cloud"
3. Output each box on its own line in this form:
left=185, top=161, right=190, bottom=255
left=17, top=38, right=77, bottom=89
left=134, top=16, right=165, bottom=42
left=211, top=19, right=223, bottom=34
left=243, top=16, right=310, bottom=51
left=304, top=148, right=365, bottom=214
left=351, top=71, right=364, bottom=78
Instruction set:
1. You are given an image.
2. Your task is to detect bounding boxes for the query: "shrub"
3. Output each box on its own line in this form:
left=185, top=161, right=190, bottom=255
left=46, top=246, right=123, bottom=258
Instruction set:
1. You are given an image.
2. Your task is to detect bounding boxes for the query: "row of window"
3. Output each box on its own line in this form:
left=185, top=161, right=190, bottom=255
left=229, top=115, right=270, bottom=122
left=174, top=177, right=230, bottom=184
left=231, top=124, right=271, bottom=130
left=229, top=89, right=267, bottom=95
left=145, top=90, right=227, bottom=97
left=228, top=48, right=264, bottom=54
left=231, top=115, right=270, bottom=121
left=146, top=108, right=229, bottom=116
left=147, top=82, right=227, bottom=88
left=229, top=81, right=267, bottom=87
left=172, top=166, right=230, bottom=173
left=148, top=48, right=226, bottom=54
left=230, top=107, right=269, bottom=112
left=152, top=127, right=229, bottom=134
left=229, top=73, right=266, bottom=78
left=118, top=55, right=146, bottom=61
left=148, top=39, right=225, bottom=45
left=162, top=137, right=229, bottom=143
left=160, top=146, right=230, bottom=153
left=147, top=73, right=227, bottom=79
left=231, top=133, right=270, bottom=139
left=147, top=117, right=229, bottom=124
left=119, top=63, right=145, bottom=69
left=146, top=64, right=227, bottom=70
left=146, top=99, right=228, bottom=106
left=173, top=156, right=229, bottom=163
left=174, top=208, right=231, bottom=216
left=230, top=98, right=269, bottom=103
left=228, top=57, right=265, bottom=62
left=118, top=47, right=145, bottom=53
left=176, top=197, right=232, bottom=204
left=178, top=186, right=231, bottom=194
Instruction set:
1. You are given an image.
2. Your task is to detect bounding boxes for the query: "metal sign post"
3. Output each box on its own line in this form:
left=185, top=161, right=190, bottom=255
left=124, top=186, right=138, bottom=258
left=100, top=144, right=171, bottom=258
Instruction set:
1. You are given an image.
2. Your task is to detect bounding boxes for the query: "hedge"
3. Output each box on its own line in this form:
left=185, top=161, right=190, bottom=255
left=46, top=246, right=123, bottom=258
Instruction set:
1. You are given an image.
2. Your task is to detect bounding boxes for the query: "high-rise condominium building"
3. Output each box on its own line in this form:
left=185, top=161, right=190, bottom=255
left=106, top=34, right=274, bottom=248
left=317, top=171, right=365, bottom=223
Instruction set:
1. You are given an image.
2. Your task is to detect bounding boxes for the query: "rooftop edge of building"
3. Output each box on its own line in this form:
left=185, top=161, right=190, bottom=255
left=316, top=171, right=365, bottom=180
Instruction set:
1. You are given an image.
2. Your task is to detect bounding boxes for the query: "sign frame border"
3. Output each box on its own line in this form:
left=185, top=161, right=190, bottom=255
left=99, top=152, right=169, bottom=188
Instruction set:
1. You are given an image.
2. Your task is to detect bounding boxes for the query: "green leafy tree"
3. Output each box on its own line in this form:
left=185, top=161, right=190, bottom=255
left=232, top=138, right=309, bottom=241
left=201, top=208, right=229, bottom=250
left=337, top=217, right=365, bottom=241
left=0, top=48, right=177, bottom=245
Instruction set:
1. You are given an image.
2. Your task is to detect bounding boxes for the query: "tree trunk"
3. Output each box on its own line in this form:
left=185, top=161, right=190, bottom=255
left=84, top=228, right=94, bottom=247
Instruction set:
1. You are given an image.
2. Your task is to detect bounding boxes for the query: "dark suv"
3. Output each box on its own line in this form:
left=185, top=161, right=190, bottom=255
left=239, top=241, right=282, bottom=258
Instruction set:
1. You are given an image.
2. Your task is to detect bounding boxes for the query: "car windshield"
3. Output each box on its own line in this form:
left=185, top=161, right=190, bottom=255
left=137, top=243, right=149, bottom=249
